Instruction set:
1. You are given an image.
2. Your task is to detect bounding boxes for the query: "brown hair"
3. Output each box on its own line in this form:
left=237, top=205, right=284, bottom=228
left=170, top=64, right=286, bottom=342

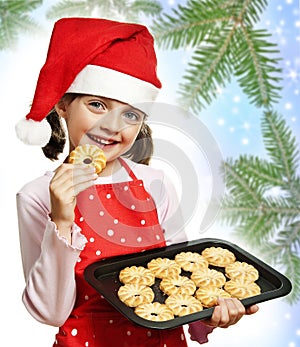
left=42, top=95, right=154, bottom=165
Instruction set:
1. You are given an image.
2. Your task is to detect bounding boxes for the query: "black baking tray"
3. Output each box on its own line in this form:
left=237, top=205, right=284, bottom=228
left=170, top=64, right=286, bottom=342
left=84, top=238, right=292, bottom=329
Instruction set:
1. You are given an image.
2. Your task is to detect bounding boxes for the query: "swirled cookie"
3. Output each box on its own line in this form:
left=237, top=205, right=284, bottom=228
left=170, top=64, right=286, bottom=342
left=147, top=258, right=181, bottom=279
left=117, top=284, right=154, bottom=307
left=69, top=144, right=106, bottom=174
left=160, top=275, right=196, bottom=296
left=165, top=293, right=203, bottom=317
left=191, top=268, right=226, bottom=288
left=201, top=247, right=236, bottom=267
left=225, top=261, right=259, bottom=283
left=175, top=252, right=209, bottom=272
left=119, top=266, right=155, bottom=286
left=135, top=302, right=174, bottom=322
left=195, top=286, right=231, bottom=308
left=224, top=279, right=261, bottom=299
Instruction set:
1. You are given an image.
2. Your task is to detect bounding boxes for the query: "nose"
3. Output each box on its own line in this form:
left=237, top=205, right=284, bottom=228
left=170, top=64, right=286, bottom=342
left=98, top=109, right=123, bottom=134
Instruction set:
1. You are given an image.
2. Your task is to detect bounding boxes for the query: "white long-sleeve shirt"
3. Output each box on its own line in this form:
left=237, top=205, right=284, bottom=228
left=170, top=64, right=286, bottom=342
left=17, top=159, right=187, bottom=326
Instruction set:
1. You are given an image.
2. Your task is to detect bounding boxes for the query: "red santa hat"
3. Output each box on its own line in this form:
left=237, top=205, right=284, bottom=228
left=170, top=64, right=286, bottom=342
left=15, top=17, right=162, bottom=146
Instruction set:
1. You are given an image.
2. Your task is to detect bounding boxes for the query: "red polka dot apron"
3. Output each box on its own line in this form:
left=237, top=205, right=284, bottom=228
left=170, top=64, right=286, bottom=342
left=54, top=159, right=188, bottom=347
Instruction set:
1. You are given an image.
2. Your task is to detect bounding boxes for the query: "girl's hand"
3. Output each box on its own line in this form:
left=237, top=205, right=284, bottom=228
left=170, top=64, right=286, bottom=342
left=202, top=298, right=259, bottom=328
left=49, top=163, right=97, bottom=242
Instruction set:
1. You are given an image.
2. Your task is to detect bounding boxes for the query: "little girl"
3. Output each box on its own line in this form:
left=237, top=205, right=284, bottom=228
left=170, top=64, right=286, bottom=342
left=16, top=18, right=258, bottom=347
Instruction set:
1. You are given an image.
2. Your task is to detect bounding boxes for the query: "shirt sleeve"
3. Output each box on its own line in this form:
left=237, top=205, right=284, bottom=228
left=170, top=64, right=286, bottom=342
left=188, top=321, right=215, bottom=344
left=16, top=185, right=87, bottom=327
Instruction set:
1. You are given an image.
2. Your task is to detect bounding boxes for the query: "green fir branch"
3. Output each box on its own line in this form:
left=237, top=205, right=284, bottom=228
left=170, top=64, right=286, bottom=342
left=153, top=0, right=230, bottom=49
left=46, top=0, right=162, bottom=22
left=0, top=0, right=42, bottom=50
left=130, top=0, right=162, bottom=17
left=221, top=110, right=300, bottom=303
left=46, top=0, right=90, bottom=19
left=152, top=0, right=282, bottom=112
left=262, top=111, right=300, bottom=182
left=233, top=28, right=282, bottom=107
left=234, top=155, right=286, bottom=189
left=178, top=26, right=236, bottom=112
left=283, top=251, right=300, bottom=304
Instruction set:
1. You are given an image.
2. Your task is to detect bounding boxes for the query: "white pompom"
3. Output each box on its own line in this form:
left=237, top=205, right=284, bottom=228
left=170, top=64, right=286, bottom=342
left=15, top=118, right=52, bottom=146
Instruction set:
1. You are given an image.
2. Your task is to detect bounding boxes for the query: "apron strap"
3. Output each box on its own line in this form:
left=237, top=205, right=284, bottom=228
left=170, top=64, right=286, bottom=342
left=119, top=157, right=138, bottom=181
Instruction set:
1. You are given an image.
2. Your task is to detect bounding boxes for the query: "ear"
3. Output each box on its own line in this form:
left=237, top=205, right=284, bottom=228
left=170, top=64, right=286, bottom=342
left=54, top=99, right=68, bottom=119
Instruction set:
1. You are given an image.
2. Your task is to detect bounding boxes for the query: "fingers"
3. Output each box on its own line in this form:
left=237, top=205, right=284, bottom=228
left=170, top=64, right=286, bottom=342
left=246, top=304, right=259, bottom=315
left=51, top=163, right=97, bottom=198
left=49, top=163, right=98, bottom=226
left=207, top=298, right=246, bottom=328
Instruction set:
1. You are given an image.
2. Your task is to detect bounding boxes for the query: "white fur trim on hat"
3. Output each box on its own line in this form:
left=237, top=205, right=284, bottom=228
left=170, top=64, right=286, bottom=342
left=67, top=65, right=160, bottom=110
left=15, top=118, right=52, bottom=146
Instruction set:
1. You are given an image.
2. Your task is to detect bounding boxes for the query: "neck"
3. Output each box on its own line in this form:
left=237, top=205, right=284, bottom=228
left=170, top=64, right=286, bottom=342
left=98, top=158, right=122, bottom=177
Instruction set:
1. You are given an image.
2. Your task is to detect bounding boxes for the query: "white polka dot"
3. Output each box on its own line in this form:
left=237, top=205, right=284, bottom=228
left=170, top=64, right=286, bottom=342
left=107, top=229, right=114, bottom=236
left=77, top=257, right=81, bottom=262
left=89, top=195, right=94, bottom=200
left=120, top=238, right=126, bottom=243
left=106, top=193, right=111, bottom=199
left=181, top=333, right=185, bottom=340
left=114, top=219, right=119, bottom=224
left=140, top=219, right=146, bottom=225
left=55, top=340, right=58, bottom=345
left=96, top=250, right=101, bottom=256
left=99, top=211, right=104, bottom=216
left=163, top=344, right=167, bottom=347
left=109, top=319, right=114, bottom=324
left=84, top=295, right=89, bottom=300
left=89, top=237, right=95, bottom=242
left=147, top=331, right=152, bottom=337
left=85, top=342, right=89, bottom=347
left=79, top=217, right=84, bottom=222
left=124, top=186, right=129, bottom=191
left=137, top=237, right=142, bottom=243
left=127, top=331, right=131, bottom=336
left=156, top=235, right=161, bottom=240
left=71, top=328, right=78, bottom=336
left=131, top=205, right=136, bottom=210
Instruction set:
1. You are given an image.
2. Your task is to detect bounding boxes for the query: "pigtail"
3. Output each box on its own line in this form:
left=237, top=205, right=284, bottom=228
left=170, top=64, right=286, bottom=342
left=123, top=122, right=153, bottom=165
left=42, top=109, right=66, bottom=160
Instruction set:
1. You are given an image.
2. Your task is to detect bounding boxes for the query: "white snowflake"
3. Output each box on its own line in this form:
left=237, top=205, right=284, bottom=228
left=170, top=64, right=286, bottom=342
left=242, top=138, right=249, bottom=145
left=285, top=102, right=293, bottom=110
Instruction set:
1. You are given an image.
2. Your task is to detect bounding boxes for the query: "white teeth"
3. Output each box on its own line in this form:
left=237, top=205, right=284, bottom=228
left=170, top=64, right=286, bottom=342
left=100, top=139, right=112, bottom=145
left=88, top=134, right=114, bottom=145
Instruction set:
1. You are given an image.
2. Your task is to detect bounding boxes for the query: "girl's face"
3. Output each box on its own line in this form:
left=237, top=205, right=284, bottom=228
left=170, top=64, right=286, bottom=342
left=56, top=95, right=144, bottom=164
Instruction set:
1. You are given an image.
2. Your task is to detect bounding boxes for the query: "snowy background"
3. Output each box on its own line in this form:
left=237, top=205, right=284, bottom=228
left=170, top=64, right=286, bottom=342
left=0, top=0, right=299, bottom=346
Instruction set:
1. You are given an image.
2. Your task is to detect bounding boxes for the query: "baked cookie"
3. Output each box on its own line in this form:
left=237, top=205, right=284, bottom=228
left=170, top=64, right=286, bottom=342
left=191, top=268, right=226, bottom=288
left=119, top=266, right=155, bottom=286
left=175, top=251, right=209, bottom=272
left=201, top=247, right=236, bottom=267
left=224, top=279, right=261, bottom=299
left=165, top=293, right=203, bottom=317
left=147, top=258, right=181, bottom=279
left=225, top=261, right=259, bottom=283
left=159, top=275, right=196, bottom=296
left=69, top=144, right=106, bottom=174
left=117, top=283, right=154, bottom=307
left=135, top=302, right=174, bottom=322
left=195, top=286, right=231, bottom=308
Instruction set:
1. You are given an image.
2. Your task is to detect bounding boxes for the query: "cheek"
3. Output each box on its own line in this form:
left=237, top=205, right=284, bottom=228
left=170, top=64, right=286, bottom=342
left=122, top=125, right=141, bottom=145
left=68, top=116, right=96, bottom=140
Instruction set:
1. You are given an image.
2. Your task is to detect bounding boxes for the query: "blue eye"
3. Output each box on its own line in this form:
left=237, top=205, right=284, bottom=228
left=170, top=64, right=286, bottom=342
left=123, top=111, right=142, bottom=123
left=89, top=101, right=105, bottom=110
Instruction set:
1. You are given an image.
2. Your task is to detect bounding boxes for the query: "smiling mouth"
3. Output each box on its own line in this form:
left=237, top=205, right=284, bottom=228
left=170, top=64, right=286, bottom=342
left=87, top=133, right=118, bottom=146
